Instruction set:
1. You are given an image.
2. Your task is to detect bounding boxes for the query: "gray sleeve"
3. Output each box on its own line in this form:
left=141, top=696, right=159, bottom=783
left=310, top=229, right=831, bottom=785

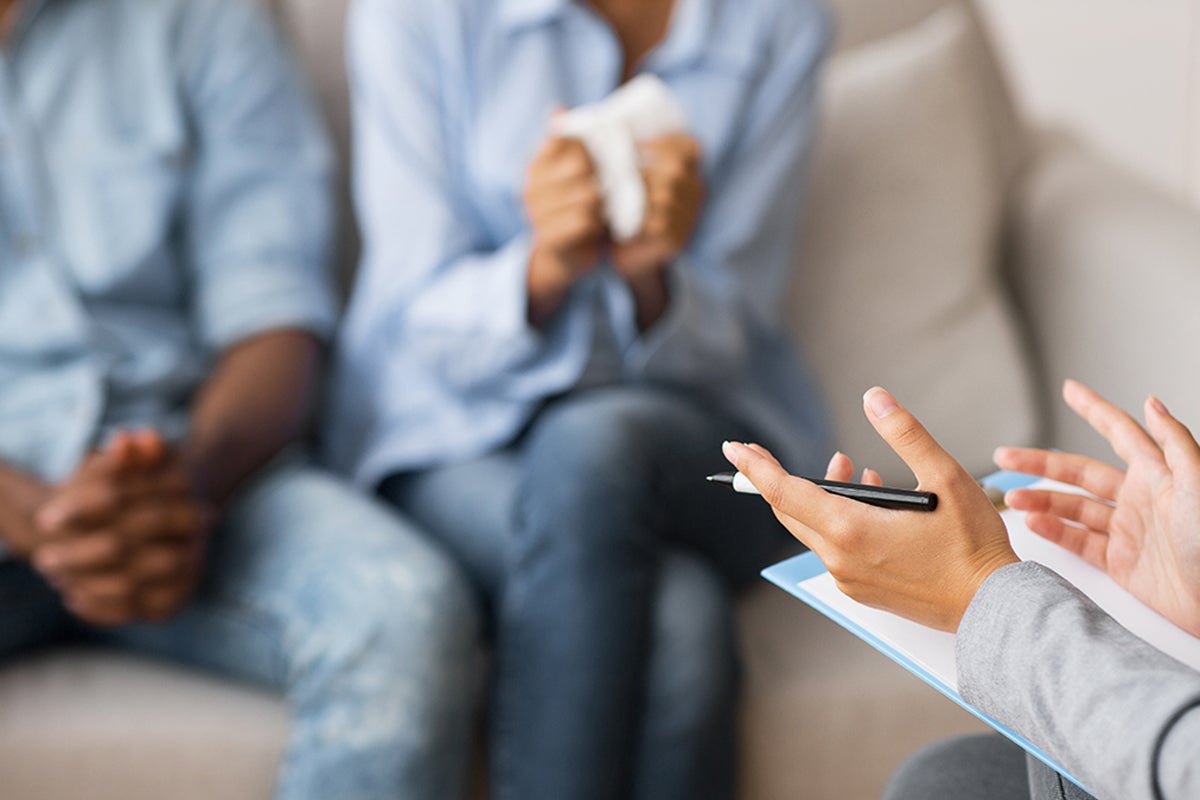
left=956, top=561, right=1200, bottom=800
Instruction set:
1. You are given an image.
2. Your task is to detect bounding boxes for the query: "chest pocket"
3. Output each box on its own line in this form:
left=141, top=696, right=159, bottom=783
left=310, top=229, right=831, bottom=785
left=55, top=142, right=189, bottom=303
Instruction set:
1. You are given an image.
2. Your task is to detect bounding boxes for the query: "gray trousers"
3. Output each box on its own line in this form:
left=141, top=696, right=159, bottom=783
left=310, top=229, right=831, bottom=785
left=883, top=734, right=1097, bottom=800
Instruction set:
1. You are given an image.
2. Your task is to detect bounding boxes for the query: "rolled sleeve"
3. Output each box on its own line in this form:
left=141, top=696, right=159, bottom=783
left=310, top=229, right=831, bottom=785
left=178, top=0, right=337, bottom=350
left=620, top=256, right=744, bottom=381
left=193, top=255, right=338, bottom=349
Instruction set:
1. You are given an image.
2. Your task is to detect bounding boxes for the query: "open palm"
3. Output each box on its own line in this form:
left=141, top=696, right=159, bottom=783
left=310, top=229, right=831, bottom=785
left=997, top=380, right=1200, bottom=637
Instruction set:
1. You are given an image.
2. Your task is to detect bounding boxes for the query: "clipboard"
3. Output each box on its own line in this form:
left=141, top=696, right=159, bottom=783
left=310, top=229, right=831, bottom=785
left=761, top=471, right=1200, bottom=796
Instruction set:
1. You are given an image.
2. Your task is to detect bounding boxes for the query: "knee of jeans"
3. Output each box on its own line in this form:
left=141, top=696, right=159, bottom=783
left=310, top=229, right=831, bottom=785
left=517, top=394, right=674, bottom=545
left=643, top=552, right=739, bottom=713
left=292, top=536, right=482, bottom=686
left=524, top=390, right=677, bottom=483
left=280, top=542, right=482, bottom=760
left=882, top=734, right=1019, bottom=800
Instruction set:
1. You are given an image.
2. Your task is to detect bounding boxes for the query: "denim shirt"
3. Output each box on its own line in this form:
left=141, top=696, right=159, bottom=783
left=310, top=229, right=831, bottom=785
left=0, top=0, right=335, bottom=484
left=327, top=0, right=834, bottom=487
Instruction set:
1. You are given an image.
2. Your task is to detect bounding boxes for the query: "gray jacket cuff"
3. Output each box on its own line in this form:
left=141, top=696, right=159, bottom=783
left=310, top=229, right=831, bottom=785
left=956, top=560, right=1200, bottom=800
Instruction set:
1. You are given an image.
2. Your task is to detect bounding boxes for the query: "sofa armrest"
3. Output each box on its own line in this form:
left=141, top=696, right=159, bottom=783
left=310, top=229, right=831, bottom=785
left=1004, top=131, right=1200, bottom=462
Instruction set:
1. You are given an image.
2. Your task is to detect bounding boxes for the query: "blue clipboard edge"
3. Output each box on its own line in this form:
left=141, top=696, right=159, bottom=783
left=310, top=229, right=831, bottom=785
left=762, top=549, right=1092, bottom=795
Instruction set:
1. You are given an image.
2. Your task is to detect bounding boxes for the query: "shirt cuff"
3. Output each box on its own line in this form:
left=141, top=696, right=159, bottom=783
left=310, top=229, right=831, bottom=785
left=194, top=258, right=339, bottom=350
left=404, top=233, right=541, bottom=346
left=620, top=258, right=694, bottom=376
left=1158, top=703, right=1200, bottom=798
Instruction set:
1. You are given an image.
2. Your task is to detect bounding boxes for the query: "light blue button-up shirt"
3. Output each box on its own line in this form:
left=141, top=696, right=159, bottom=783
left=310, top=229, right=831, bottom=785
left=0, top=0, right=335, bottom=484
left=328, top=0, right=834, bottom=487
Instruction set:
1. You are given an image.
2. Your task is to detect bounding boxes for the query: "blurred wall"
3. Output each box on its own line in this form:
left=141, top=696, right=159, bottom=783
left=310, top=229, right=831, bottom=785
left=978, top=0, right=1200, bottom=208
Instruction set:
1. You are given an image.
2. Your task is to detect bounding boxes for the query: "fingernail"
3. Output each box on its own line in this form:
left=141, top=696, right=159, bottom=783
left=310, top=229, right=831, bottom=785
left=722, top=440, right=744, bottom=461
left=1149, top=395, right=1169, bottom=416
left=864, top=387, right=898, bottom=419
left=826, top=451, right=843, bottom=473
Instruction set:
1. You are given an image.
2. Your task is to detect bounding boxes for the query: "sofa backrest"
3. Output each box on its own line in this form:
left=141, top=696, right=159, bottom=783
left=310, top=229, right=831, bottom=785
left=265, top=0, right=357, bottom=286
left=788, top=1, right=1038, bottom=479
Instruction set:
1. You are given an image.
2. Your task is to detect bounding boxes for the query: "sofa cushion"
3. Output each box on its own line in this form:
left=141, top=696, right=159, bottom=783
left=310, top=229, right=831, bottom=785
left=826, top=0, right=953, bottom=51
left=0, top=648, right=288, bottom=800
left=789, top=4, right=1040, bottom=481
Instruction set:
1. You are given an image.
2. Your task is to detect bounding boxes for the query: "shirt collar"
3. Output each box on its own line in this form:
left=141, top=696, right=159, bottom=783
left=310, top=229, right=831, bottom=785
left=497, top=0, right=757, bottom=75
left=647, top=0, right=758, bottom=75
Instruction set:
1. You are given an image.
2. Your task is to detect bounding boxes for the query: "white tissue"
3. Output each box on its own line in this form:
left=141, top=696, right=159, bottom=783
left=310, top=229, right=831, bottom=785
left=555, top=75, right=688, bottom=242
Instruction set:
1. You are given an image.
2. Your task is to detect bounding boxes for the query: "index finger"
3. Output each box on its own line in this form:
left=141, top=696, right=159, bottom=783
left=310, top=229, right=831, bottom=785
left=993, top=446, right=1125, bottom=502
left=37, top=478, right=123, bottom=534
left=1063, top=380, right=1163, bottom=468
left=532, top=136, right=594, bottom=177
left=722, top=440, right=862, bottom=531
left=640, top=134, right=702, bottom=169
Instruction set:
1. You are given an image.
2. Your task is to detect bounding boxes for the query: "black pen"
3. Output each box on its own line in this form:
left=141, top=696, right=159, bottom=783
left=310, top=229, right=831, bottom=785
left=706, top=471, right=938, bottom=512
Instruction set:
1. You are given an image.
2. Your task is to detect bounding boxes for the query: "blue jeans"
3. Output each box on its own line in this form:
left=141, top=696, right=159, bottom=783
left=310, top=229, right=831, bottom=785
left=0, top=462, right=482, bottom=800
left=383, top=386, right=789, bottom=800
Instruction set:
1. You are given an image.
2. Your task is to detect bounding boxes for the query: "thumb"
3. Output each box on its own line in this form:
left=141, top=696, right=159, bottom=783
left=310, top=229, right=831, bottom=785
left=103, top=431, right=140, bottom=471
left=862, top=387, right=958, bottom=486
left=129, top=429, right=169, bottom=467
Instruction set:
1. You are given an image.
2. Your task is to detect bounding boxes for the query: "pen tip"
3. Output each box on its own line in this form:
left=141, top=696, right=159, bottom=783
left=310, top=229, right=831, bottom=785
left=706, top=473, right=736, bottom=488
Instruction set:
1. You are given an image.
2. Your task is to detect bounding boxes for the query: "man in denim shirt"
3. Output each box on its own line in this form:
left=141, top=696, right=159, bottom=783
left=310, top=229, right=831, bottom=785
left=0, top=1, right=480, bottom=797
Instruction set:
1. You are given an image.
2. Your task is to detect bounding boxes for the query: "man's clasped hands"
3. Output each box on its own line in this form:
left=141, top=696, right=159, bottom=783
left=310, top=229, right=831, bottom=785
left=13, top=431, right=212, bottom=627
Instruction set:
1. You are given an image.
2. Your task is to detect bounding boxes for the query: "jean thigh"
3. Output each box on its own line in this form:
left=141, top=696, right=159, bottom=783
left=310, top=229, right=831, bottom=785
left=0, top=561, right=77, bottom=660
left=521, top=386, right=790, bottom=588
left=381, top=450, right=519, bottom=604
left=104, top=462, right=480, bottom=691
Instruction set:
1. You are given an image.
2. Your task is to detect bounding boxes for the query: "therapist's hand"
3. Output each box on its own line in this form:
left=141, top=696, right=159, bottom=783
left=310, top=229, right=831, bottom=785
left=724, top=387, right=1019, bottom=632
left=997, top=380, right=1200, bottom=637
left=524, top=136, right=607, bottom=324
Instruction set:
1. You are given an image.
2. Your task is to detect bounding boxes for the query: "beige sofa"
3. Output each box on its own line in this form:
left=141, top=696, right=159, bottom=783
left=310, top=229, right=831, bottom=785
left=4, top=0, right=1200, bottom=798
